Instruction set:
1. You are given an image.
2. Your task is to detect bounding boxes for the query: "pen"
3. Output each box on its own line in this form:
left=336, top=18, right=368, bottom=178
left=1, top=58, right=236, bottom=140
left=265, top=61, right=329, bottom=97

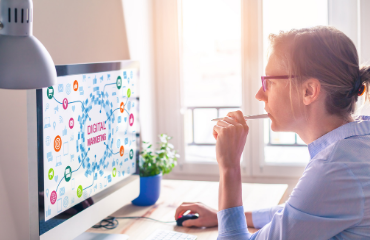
left=211, top=114, right=269, bottom=121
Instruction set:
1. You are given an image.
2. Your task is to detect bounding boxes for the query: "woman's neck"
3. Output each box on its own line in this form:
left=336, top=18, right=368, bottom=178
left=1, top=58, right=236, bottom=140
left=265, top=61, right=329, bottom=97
left=297, top=113, right=354, bottom=145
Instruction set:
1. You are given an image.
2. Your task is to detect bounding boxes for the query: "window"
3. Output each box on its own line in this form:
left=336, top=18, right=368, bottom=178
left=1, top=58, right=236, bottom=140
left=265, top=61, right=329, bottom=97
left=180, top=0, right=242, bottom=163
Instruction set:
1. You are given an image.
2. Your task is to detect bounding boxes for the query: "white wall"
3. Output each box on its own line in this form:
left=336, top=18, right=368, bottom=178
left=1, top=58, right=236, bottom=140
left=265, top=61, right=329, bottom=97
left=329, top=0, right=370, bottom=115
left=0, top=90, right=29, bottom=240
left=359, top=0, right=370, bottom=64
left=0, top=1, right=136, bottom=239
left=328, top=0, right=359, bottom=49
left=33, top=0, right=130, bottom=65
left=122, top=0, right=157, bottom=145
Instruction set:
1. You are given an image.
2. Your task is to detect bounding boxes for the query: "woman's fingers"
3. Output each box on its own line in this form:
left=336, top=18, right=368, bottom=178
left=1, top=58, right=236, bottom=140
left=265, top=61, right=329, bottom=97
left=213, top=110, right=250, bottom=170
left=213, top=122, right=230, bottom=140
left=213, top=124, right=223, bottom=140
left=221, top=116, right=238, bottom=125
left=227, top=110, right=245, bottom=123
left=182, top=218, right=202, bottom=228
left=227, top=111, right=249, bottom=131
left=213, top=115, right=241, bottom=140
left=175, top=203, right=200, bottom=220
left=174, top=202, right=218, bottom=228
left=217, top=120, right=232, bottom=128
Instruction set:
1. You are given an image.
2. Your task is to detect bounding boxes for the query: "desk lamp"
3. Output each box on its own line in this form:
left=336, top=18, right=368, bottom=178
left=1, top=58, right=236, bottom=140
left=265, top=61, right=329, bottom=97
left=0, top=0, right=56, bottom=89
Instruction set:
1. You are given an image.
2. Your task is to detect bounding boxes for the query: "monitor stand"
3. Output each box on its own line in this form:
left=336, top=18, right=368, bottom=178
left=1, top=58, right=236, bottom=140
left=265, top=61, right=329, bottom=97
left=74, top=232, right=129, bottom=240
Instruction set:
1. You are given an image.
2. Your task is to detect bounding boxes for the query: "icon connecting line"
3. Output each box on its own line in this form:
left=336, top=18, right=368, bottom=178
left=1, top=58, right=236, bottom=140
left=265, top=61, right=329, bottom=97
left=83, top=168, right=97, bottom=191
left=69, top=100, right=84, bottom=105
left=55, top=149, right=90, bottom=193
left=53, top=96, right=83, bottom=107
left=100, top=82, right=120, bottom=112
left=102, top=83, right=116, bottom=93
left=100, top=81, right=131, bottom=112
left=104, top=143, right=120, bottom=155
left=83, top=155, right=98, bottom=191
left=105, top=108, right=120, bottom=122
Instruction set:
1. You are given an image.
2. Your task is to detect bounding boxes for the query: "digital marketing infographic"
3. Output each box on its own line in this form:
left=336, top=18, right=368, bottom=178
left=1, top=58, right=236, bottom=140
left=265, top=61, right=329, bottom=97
left=42, top=70, right=137, bottom=221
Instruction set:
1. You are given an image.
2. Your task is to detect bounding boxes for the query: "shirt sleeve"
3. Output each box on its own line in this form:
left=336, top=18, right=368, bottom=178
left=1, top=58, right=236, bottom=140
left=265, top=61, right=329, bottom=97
left=252, top=204, right=285, bottom=229
left=217, top=206, right=257, bottom=240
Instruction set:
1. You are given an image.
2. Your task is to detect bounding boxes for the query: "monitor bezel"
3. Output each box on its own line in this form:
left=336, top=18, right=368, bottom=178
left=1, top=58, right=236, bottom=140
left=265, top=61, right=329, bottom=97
left=35, top=60, right=140, bottom=238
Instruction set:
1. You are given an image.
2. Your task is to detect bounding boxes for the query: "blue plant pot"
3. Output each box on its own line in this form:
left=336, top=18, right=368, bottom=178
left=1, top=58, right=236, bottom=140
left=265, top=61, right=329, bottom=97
left=132, top=173, right=162, bottom=206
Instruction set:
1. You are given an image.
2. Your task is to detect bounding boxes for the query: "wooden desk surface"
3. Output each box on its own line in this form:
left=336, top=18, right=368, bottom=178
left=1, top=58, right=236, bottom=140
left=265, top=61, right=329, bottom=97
left=88, top=179, right=287, bottom=239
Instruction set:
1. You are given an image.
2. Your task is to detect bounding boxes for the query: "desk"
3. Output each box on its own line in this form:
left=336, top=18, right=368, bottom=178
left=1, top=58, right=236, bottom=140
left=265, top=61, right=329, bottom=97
left=88, top=180, right=287, bottom=239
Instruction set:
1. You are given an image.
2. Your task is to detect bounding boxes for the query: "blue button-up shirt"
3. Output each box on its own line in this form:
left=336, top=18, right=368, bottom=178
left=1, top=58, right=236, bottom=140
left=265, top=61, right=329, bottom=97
left=217, top=116, right=370, bottom=240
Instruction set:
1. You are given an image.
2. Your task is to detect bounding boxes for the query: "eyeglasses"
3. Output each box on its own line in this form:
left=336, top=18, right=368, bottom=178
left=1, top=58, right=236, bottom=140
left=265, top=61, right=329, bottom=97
left=261, top=75, right=295, bottom=92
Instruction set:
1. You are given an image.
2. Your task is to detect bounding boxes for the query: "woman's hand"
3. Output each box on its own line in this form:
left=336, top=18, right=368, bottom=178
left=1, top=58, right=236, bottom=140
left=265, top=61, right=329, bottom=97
left=213, top=110, right=249, bottom=171
left=174, top=202, right=218, bottom=228
left=213, top=110, right=249, bottom=210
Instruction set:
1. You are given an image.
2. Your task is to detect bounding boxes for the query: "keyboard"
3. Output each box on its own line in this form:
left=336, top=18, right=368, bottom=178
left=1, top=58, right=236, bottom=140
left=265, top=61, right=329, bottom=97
left=145, top=229, right=197, bottom=240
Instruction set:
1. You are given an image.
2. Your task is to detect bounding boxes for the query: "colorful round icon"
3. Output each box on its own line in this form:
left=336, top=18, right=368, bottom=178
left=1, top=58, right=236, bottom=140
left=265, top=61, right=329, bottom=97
left=54, top=135, right=62, bottom=152
left=48, top=168, right=54, bottom=180
left=112, top=167, right=117, bottom=177
left=64, top=166, right=72, bottom=182
left=129, top=149, right=134, bottom=160
left=63, top=196, right=69, bottom=208
left=120, top=102, right=124, bottom=113
left=129, top=113, right=134, bottom=126
left=50, top=190, right=57, bottom=205
left=69, top=118, right=74, bottom=129
left=77, top=185, right=83, bottom=198
left=116, top=76, right=122, bottom=89
left=47, top=86, right=54, bottom=99
left=120, top=146, right=124, bottom=157
left=62, top=98, right=68, bottom=110
left=127, top=88, right=131, bottom=98
left=73, top=80, right=79, bottom=91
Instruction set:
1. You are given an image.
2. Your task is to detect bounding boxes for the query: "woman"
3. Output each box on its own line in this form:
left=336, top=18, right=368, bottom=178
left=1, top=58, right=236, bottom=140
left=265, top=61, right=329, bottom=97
left=175, top=26, right=370, bottom=239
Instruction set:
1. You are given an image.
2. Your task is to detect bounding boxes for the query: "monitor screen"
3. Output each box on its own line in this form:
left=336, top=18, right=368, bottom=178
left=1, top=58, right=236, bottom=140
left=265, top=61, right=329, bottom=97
left=37, top=61, right=139, bottom=234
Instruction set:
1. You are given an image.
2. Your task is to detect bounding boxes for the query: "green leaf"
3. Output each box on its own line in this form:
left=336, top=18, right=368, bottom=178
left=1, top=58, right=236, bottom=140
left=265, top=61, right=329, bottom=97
left=138, top=133, right=180, bottom=177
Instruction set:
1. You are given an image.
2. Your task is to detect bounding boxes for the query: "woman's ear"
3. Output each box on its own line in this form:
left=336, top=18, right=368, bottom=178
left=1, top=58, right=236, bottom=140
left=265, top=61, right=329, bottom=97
left=302, top=78, right=321, bottom=106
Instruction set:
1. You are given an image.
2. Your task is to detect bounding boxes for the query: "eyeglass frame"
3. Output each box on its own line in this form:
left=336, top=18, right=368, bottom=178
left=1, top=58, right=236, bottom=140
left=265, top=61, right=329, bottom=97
left=260, top=75, right=295, bottom=92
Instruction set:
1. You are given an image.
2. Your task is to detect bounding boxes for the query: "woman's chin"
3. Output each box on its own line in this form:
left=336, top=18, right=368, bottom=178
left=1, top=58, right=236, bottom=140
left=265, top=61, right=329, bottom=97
left=270, top=120, right=282, bottom=132
left=269, top=115, right=277, bottom=131
left=270, top=120, right=292, bottom=132
left=270, top=122, right=278, bottom=132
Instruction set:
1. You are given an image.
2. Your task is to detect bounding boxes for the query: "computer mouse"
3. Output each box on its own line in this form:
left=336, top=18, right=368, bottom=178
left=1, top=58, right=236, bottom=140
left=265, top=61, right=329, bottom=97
left=176, top=214, right=199, bottom=226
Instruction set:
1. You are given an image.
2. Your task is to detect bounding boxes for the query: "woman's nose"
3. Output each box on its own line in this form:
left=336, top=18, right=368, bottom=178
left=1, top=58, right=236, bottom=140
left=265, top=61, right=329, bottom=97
left=255, top=87, right=267, bottom=102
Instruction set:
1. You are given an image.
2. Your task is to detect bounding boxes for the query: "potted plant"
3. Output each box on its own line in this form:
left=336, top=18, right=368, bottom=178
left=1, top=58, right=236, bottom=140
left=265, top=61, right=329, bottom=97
left=132, top=134, right=179, bottom=206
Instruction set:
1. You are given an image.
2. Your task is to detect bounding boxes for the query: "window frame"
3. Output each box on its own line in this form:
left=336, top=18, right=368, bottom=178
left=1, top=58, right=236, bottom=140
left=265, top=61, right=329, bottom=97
left=241, top=0, right=306, bottom=178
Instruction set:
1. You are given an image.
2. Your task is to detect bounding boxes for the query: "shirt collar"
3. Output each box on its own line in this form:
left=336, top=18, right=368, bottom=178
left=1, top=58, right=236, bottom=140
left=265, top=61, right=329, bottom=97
left=308, top=115, right=370, bottom=159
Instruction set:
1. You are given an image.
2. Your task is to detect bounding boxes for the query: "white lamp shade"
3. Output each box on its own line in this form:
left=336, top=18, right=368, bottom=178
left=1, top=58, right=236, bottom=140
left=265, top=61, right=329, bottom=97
left=0, top=35, right=57, bottom=89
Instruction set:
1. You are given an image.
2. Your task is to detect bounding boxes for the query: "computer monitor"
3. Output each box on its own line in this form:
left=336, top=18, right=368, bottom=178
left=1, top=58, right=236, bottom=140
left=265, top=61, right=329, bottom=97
left=30, top=61, right=140, bottom=240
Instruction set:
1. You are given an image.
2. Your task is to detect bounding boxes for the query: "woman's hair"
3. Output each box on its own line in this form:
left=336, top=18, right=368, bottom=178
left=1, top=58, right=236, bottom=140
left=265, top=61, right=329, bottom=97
left=268, top=26, right=370, bottom=117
